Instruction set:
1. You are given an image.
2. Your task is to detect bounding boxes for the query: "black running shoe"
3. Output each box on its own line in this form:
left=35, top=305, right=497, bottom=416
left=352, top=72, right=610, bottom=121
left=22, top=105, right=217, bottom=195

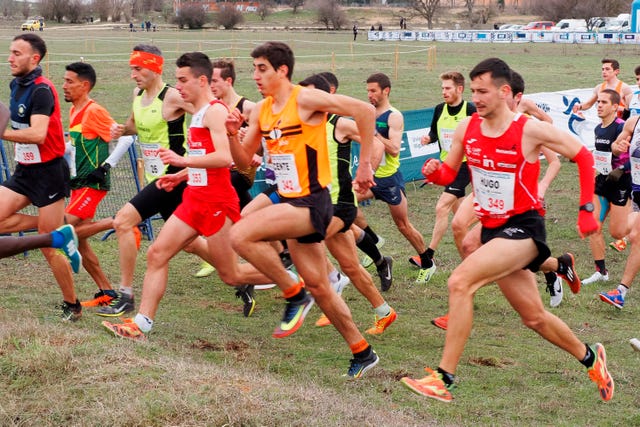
left=60, top=299, right=82, bottom=322
left=557, top=253, right=580, bottom=294
left=96, top=292, right=135, bottom=317
left=236, top=285, right=255, bottom=317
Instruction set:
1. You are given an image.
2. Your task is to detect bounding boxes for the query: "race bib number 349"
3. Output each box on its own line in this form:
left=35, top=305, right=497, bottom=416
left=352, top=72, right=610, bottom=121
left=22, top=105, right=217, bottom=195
left=470, top=166, right=515, bottom=214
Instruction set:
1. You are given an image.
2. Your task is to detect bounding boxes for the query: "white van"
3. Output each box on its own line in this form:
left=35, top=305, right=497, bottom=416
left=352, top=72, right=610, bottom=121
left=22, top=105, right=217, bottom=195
left=552, top=19, right=587, bottom=31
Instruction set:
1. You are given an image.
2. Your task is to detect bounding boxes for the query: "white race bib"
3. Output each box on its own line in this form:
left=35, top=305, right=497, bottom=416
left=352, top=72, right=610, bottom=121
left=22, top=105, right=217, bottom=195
left=471, top=166, right=515, bottom=214
left=139, top=142, right=164, bottom=177
left=15, top=143, right=41, bottom=164
left=271, top=153, right=301, bottom=195
left=440, top=128, right=454, bottom=153
left=187, top=148, right=207, bottom=186
left=593, top=150, right=613, bottom=175
left=631, top=157, right=640, bottom=186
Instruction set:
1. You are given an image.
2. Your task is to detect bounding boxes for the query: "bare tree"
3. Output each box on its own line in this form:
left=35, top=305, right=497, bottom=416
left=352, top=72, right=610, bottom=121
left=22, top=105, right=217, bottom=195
left=0, top=0, right=14, bottom=18
left=21, top=0, right=29, bottom=18
left=172, top=3, right=211, bottom=29
left=111, top=0, right=128, bottom=22
left=288, top=0, right=304, bottom=14
left=533, top=0, right=630, bottom=23
left=66, top=0, right=85, bottom=23
left=214, top=4, right=243, bottom=29
left=92, top=0, right=110, bottom=22
left=257, top=1, right=274, bottom=21
left=40, top=0, right=68, bottom=22
left=408, top=0, right=440, bottom=29
left=314, top=0, right=347, bottom=30
left=464, top=0, right=475, bottom=27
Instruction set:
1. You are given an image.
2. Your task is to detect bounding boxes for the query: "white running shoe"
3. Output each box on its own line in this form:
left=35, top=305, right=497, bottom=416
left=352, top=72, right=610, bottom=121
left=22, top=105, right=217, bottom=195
left=548, top=276, right=563, bottom=308
left=255, top=284, right=277, bottom=290
left=331, top=272, right=350, bottom=295
left=582, top=271, right=609, bottom=285
left=630, top=338, right=640, bottom=352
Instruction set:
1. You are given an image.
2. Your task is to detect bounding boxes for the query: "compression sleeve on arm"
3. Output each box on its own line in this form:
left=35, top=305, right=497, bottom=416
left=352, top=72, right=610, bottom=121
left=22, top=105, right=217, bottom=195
left=104, top=136, right=135, bottom=167
left=572, top=145, right=595, bottom=206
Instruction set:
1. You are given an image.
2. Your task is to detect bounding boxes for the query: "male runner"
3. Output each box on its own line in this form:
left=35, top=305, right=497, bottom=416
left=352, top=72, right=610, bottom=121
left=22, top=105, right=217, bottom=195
left=573, top=58, right=632, bottom=118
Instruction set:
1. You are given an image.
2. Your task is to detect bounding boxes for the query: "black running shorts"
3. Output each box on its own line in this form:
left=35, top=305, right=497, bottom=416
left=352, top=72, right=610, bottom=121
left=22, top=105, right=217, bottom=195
left=2, top=157, right=70, bottom=207
left=129, top=179, right=187, bottom=221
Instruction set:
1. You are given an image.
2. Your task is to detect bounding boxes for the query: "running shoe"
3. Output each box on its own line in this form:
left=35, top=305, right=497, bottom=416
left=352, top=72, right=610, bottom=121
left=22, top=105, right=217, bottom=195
left=272, top=293, right=315, bottom=338
left=102, top=318, right=147, bottom=342
left=360, top=235, right=385, bottom=267
left=344, top=349, right=379, bottom=379
left=194, top=261, right=215, bottom=278
left=236, top=285, right=256, bottom=317
left=416, top=262, right=436, bottom=284
left=547, top=275, right=563, bottom=308
left=598, top=289, right=624, bottom=309
left=609, top=238, right=627, bottom=252
left=331, top=272, right=350, bottom=295
left=254, top=283, right=277, bottom=290
left=408, top=255, right=422, bottom=268
left=587, top=343, right=614, bottom=401
left=630, top=338, right=640, bottom=352
left=401, top=367, right=454, bottom=403
left=280, top=250, right=293, bottom=270
left=96, top=292, right=135, bottom=317
left=55, top=224, right=81, bottom=274
left=582, top=270, right=609, bottom=286
left=315, top=312, right=331, bottom=327
left=81, top=289, right=118, bottom=307
left=365, top=308, right=397, bottom=335
left=431, top=313, right=448, bottom=330
left=557, top=253, right=581, bottom=294
left=59, top=299, right=82, bottom=322
left=376, top=256, right=393, bottom=292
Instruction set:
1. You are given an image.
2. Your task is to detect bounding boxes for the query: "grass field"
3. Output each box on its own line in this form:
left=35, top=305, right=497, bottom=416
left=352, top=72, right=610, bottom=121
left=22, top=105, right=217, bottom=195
left=0, top=26, right=639, bottom=426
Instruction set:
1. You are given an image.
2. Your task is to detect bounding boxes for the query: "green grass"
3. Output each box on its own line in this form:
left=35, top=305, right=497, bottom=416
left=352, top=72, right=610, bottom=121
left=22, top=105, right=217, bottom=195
left=0, top=26, right=639, bottom=426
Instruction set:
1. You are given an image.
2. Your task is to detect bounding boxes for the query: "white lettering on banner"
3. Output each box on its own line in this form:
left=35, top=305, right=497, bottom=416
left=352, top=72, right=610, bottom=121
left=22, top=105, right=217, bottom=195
left=15, top=143, right=41, bottom=164
left=405, top=128, right=438, bottom=158
left=187, top=148, right=207, bottom=186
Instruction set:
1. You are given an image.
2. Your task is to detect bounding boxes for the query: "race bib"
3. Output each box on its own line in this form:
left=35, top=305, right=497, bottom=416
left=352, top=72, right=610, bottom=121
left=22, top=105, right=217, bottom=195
left=593, top=150, right=612, bottom=175
left=139, top=142, right=165, bottom=177
left=187, top=148, right=207, bottom=186
left=631, top=157, right=640, bottom=186
left=271, top=153, right=301, bottom=195
left=15, top=143, right=41, bottom=164
left=440, top=128, right=454, bottom=153
left=471, top=166, right=515, bottom=214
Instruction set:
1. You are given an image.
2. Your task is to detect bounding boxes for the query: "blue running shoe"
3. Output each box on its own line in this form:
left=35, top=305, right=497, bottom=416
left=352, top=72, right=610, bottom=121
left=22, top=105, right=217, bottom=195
left=272, top=293, right=314, bottom=338
left=55, top=224, right=81, bottom=273
left=599, top=289, right=624, bottom=309
left=345, top=349, right=379, bottom=379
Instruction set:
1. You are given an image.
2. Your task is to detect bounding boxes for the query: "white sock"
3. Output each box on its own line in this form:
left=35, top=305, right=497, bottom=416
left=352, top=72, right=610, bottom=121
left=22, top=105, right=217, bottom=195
left=618, top=284, right=629, bottom=297
left=134, top=313, right=153, bottom=333
left=119, top=286, right=133, bottom=296
left=374, top=302, right=391, bottom=318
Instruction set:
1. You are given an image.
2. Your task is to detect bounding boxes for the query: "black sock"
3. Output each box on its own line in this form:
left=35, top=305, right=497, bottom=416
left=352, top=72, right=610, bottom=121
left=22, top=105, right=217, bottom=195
left=420, top=251, right=433, bottom=269
left=580, top=343, right=595, bottom=368
left=353, top=345, right=372, bottom=360
left=595, top=260, right=607, bottom=274
left=437, top=367, right=455, bottom=386
left=426, top=248, right=435, bottom=260
left=363, top=226, right=379, bottom=245
left=544, top=272, right=556, bottom=285
left=286, top=288, right=307, bottom=304
left=356, top=233, right=382, bottom=264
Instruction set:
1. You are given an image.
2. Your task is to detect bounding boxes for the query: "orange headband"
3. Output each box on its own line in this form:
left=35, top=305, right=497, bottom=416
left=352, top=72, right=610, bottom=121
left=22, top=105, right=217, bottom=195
left=129, top=51, right=163, bottom=74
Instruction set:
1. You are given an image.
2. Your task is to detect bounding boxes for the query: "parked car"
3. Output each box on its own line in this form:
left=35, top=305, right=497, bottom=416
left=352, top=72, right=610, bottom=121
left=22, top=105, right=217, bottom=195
left=21, top=18, right=45, bottom=31
left=498, top=24, right=524, bottom=31
left=552, top=19, right=587, bottom=31
left=523, top=21, right=555, bottom=30
left=606, top=17, right=629, bottom=32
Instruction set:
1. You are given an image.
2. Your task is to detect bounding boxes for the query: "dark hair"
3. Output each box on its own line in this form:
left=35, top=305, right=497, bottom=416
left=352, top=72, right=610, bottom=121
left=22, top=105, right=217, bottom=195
left=366, top=72, right=391, bottom=90
left=600, top=88, right=621, bottom=105
left=298, top=74, right=331, bottom=93
left=133, top=44, right=162, bottom=56
left=318, top=71, right=339, bottom=90
left=469, top=57, right=512, bottom=88
left=602, top=58, right=620, bottom=71
left=65, top=62, right=97, bottom=89
left=13, top=33, right=46, bottom=62
left=251, top=41, right=294, bottom=80
left=635, top=65, right=640, bottom=76
left=440, top=71, right=465, bottom=88
left=211, top=59, right=236, bottom=84
left=510, top=70, right=525, bottom=96
left=176, top=52, right=213, bottom=83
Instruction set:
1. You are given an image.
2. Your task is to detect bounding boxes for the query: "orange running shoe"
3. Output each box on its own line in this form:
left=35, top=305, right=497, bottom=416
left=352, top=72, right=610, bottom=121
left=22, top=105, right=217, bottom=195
left=315, top=313, right=331, bottom=327
left=132, top=226, right=142, bottom=250
left=81, top=290, right=117, bottom=307
left=609, top=238, right=627, bottom=252
left=366, top=308, right=397, bottom=335
left=588, top=343, right=614, bottom=401
left=102, top=318, right=147, bottom=342
left=557, top=253, right=581, bottom=294
left=401, top=367, right=454, bottom=402
left=431, top=313, right=449, bottom=330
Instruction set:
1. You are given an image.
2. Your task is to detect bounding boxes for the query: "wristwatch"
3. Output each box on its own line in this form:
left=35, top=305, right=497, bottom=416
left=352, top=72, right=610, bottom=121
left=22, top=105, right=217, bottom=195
left=579, top=202, right=594, bottom=212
